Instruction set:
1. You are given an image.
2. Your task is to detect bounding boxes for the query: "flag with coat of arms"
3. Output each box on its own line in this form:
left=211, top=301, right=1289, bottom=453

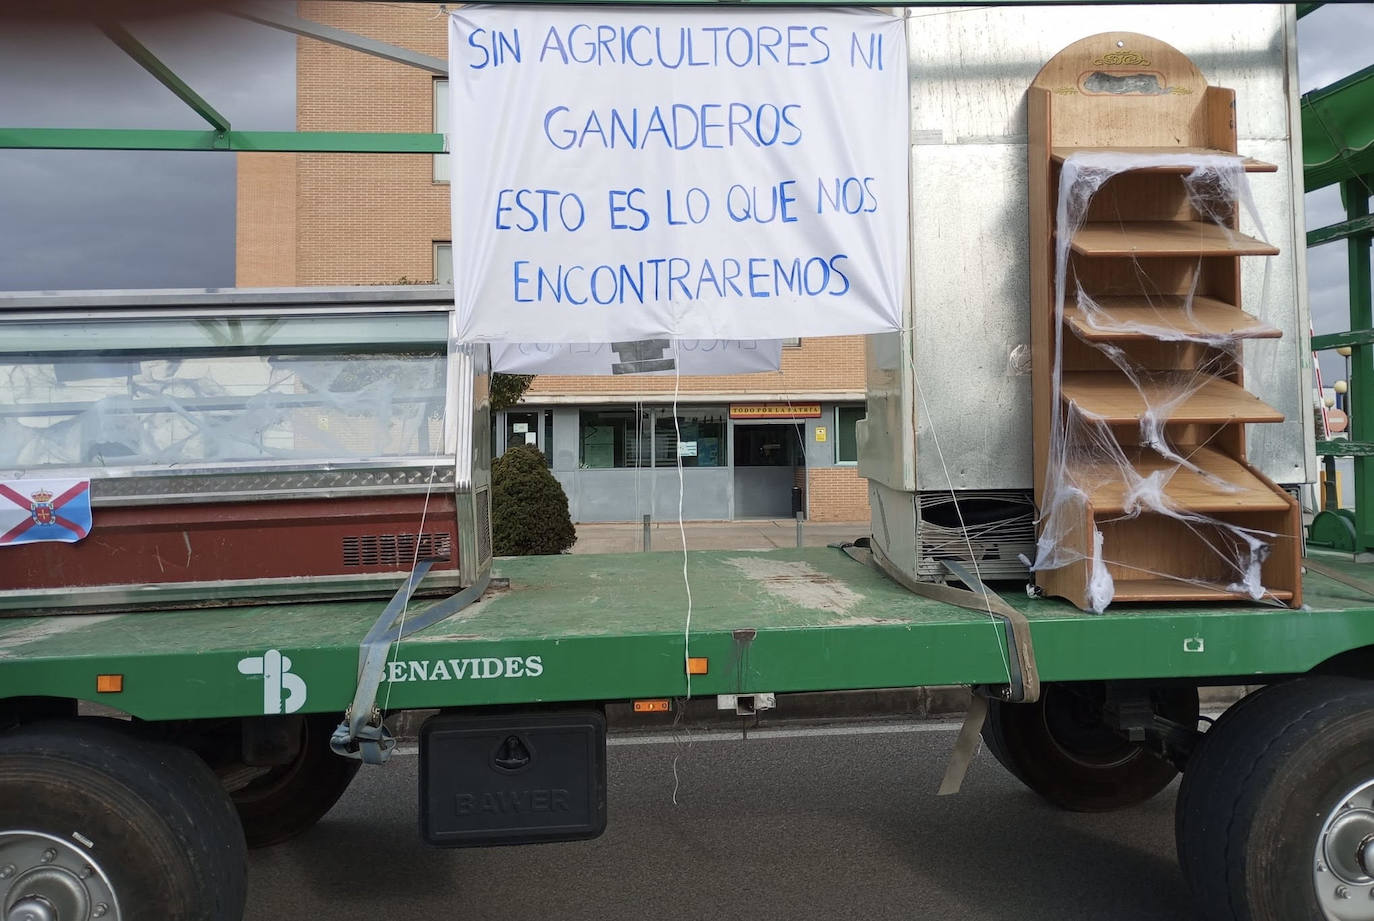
left=0, top=478, right=93, bottom=546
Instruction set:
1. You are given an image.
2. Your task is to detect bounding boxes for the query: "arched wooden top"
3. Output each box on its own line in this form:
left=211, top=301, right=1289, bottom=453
left=1031, top=33, right=1215, bottom=149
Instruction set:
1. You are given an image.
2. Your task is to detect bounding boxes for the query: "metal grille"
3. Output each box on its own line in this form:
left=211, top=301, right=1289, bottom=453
left=916, top=490, right=1035, bottom=582
left=342, top=532, right=452, bottom=568
left=91, top=465, right=456, bottom=505
left=475, top=487, right=492, bottom=564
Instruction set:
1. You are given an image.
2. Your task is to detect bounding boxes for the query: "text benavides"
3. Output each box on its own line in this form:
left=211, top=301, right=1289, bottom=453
left=384, top=656, right=544, bottom=683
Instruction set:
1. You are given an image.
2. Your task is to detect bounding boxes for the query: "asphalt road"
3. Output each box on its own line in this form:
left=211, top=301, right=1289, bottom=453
left=245, top=720, right=1195, bottom=920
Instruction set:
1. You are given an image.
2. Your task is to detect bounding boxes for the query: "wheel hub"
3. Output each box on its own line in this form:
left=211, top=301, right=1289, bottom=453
left=1317, top=781, right=1374, bottom=921
left=9, top=896, right=57, bottom=921
left=1041, top=686, right=1137, bottom=769
left=0, top=832, right=117, bottom=921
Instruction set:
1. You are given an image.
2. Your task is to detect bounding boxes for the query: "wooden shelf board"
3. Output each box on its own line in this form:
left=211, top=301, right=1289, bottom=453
left=1071, top=446, right=1291, bottom=514
left=1052, top=147, right=1277, bottom=172
left=1111, top=578, right=1293, bottom=603
left=1065, top=296, right=1281, bottom=342
left=1070, top=222, right=1280, bottom=257
left=1060, top=372, right=1285, bottom=424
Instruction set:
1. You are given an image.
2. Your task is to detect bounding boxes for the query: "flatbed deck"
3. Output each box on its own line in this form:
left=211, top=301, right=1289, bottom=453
left=4, top=548, right=1374, bottom=721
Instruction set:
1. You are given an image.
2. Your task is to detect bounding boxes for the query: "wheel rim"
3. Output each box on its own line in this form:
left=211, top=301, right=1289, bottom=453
left=1316, top=778, right=1374, bottom=921
left=0, top=831, right=119, bottom=921
left=229, top=718, right=313, bottom=806
left=1040, top=686, right=1137, bottom=769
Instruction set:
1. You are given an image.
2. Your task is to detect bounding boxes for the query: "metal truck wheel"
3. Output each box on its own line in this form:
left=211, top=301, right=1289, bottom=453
left=230, top=714, right=359, bottom=849
left=981, top=681, right=1197, bottom=812
left=1176, top=676, right=1374, bottom=921
left=0, top=720, right=247, bottom=921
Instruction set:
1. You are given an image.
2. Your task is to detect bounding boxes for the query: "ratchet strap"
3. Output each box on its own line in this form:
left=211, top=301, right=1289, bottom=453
left=936, top=694, right=989, bottom=796
left=836, top=540, right=1039, bottom=705
left=331, top=562, right=492, bottom=764
left=937, top=558, right=1039, bottom=705
left=834, top=540, right=1041, bottom=797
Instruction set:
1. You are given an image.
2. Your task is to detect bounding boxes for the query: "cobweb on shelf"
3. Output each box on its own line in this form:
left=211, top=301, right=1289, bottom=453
left=1026, top=151, right=1289, bottom=612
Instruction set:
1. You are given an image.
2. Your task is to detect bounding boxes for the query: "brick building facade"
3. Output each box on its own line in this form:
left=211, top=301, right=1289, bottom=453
left=235, top=1, right=869, bottom=522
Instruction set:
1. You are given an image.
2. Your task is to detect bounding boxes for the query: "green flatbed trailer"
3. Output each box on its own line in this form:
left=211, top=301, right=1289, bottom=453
left=6, top=548, right=1374, bottom=721
left=7, top=3, right=1374, bottom=921
left=8, top=545, right=1374, bottom=921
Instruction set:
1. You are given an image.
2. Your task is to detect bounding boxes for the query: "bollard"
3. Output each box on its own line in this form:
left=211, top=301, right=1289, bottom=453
left=642, top=514, right=651, bottom=552
left=795, top=511, right=804, bottom=548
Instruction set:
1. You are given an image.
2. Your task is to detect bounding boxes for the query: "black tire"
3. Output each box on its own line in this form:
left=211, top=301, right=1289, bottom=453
left=1175, top=676, right=1374, bottom=921
left=232, top=713, right=359, bottom=848
left=0, top=720, right=247, bottom=921
left=982, top=681, right=1198, bottom=812
left=1172, top=678, right=1285, bottom=892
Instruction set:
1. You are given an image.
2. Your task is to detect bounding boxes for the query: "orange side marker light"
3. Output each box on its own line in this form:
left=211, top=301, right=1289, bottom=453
left=633, top=699, right=671, bottom=713
left=686, top=657, right=709, bottom=675
left=96, top=674, right=124, bottom=693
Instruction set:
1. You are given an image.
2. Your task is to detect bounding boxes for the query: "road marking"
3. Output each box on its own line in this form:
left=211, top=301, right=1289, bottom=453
left=386, top=719, right=964, bottom=757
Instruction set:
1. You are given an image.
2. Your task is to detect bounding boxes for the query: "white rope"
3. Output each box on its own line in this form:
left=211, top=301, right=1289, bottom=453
left=673, top=346, right=693, bottom=699
left=672, top=343, right=693, bottom=806
left=380, top=462, right=440, bottom=717
left=913, top=372, right=1014, bottom=687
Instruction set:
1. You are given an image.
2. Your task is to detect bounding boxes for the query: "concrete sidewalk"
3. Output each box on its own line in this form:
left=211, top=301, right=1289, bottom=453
left=569, top=518, right=871, bottom=554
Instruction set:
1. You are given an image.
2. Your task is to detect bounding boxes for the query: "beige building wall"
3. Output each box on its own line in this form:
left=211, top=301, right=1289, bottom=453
left=527, top=336, right=867, bottom=399
left=235, top=153, right=298, bottom=286
left=807, top=467, right=870, bottom=522
left=235, top=1, right=869, bottom=519
left=295, top=1, right=447, bottom=286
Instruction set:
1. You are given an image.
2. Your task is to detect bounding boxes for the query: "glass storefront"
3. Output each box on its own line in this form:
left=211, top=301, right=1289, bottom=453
left=579, top=408, right=647, bottom=468
left=577, top=408, right=726, bottom=469
left=499, top=401, right=863, bottom=521
left=652, top=410, right=726, bottom=468
left=835, top=405, right=865, bottom=464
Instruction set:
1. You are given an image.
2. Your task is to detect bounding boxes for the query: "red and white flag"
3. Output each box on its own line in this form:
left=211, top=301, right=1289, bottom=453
left=0, top=478, right=93, bottom=546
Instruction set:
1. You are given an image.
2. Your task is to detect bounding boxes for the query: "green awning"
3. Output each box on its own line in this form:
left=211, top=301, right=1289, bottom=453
left=1302, top=64, right=1374, bottom=192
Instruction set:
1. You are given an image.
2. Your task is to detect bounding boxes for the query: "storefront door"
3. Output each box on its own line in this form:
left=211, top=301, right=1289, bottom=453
left=732, top=423, right=805, bottom=519
left=502, top=410, right=551, bottom=465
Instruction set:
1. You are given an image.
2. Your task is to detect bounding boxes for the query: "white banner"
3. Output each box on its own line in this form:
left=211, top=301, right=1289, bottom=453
left=450, top=7, right=908, bottom=343
left=490, top=339, right=782, bottom=375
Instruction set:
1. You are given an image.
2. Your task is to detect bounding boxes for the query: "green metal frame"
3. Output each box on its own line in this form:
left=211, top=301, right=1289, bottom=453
left=97, top=22, right=231, bottom=134
left=1308, top=214, right=1374, bottom=251
left=0, top=1, right=1362, bottom=156
left=0, top=12, right=449, bottom=155
left=1304, top=64, right=1374, bottom=551
left=1302, top=65, right=1374, bottom=193
left=3, top=2, right=1374, bottom=723
left=4, top=549, right=1374, bottom=722
left=0, top=128, right=442, bottom=154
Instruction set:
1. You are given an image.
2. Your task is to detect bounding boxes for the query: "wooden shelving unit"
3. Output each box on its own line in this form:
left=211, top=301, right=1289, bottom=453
left=1064, top=295, right=1280, bottom=342
left=1075, top=447, right=1295, bottom=514
left=1028, top=33, right=1303, bottom=610
left=1070, top=222, right=1279, bottom=257
left=1059, top=372, right=1285, bottom=425
left=1051, top=148, right=1277, bottom=172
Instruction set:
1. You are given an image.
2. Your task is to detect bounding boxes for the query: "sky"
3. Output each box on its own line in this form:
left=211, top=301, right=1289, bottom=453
left=1298, top=4, right=1374, bottom=385
left=0, top=6, right=294, bottom=290
left=0, top=1, right=1368, bottom=337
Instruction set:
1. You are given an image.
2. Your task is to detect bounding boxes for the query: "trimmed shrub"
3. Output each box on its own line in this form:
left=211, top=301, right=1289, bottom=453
left=491, top=444, right=576, bottom=555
